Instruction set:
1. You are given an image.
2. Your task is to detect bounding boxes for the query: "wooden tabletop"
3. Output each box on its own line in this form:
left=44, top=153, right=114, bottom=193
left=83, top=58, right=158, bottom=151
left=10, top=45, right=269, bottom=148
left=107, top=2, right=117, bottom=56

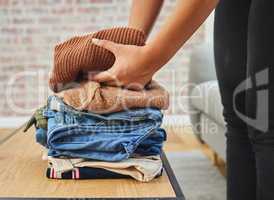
left=0, top=127, right=184, bottom=199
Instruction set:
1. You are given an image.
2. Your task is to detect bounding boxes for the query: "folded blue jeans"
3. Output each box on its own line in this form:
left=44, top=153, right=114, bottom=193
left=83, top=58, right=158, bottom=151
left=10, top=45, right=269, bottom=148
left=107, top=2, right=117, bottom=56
left=44, top=96, right=166, bottom=161
left=36, top=128, right=48, bottom=147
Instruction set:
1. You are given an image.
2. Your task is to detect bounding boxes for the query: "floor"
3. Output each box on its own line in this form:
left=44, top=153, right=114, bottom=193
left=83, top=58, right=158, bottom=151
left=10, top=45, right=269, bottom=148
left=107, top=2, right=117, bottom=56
left=163, top=126, right=226, bottom=176
left=167, top=150, right=226, bottom=200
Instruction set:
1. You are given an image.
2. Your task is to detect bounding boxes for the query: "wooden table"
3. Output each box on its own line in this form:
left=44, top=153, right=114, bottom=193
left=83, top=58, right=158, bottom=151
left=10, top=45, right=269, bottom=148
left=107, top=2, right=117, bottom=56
left=0, top=127, right=185, bottom=200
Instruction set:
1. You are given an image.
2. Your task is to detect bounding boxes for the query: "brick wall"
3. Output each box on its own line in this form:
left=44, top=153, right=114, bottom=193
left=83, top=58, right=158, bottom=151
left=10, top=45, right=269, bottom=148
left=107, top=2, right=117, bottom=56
left=0, top=0, right=208, bottom=119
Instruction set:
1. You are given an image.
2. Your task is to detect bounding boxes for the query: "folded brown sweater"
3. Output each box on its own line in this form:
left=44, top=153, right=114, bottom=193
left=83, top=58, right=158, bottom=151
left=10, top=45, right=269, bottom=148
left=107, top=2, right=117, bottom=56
left=55, top=80, right=169, bottom=114
left=49, top=27, right=146, bottom=92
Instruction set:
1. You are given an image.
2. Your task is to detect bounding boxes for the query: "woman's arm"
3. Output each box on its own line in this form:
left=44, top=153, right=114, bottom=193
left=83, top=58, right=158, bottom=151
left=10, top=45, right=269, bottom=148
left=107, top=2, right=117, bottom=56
left=92, top=0, right=219, bottom=90
left=128, top=0, right=164, bottom=37
left=148, top=0, right=218, bottom=70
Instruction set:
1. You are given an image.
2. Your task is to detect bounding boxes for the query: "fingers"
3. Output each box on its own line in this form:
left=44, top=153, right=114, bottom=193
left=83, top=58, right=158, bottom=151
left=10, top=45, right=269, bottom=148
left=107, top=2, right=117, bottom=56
left=101, top=80, right=143, bottom=90
left=102, top=80, right=122, bottom=87
left=92, top=70, right=114, bottom=83
left=93, top=72, right=123, bottom=87
left=92, top=70, right=124, bottom=87
left=92, top=38, right=118, bottom=54
left=125, top=82, right=144, bottom=91
left=93, top=73, right=145, bottom=90
left=92, top=70, right=145, bottom=90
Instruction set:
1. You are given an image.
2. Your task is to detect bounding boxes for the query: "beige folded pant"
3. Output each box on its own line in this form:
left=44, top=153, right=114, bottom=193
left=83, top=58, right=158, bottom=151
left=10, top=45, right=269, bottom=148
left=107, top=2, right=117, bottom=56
left=47, top=155, right=162, bottom=182
left=55, top=80, right=169, bottom=114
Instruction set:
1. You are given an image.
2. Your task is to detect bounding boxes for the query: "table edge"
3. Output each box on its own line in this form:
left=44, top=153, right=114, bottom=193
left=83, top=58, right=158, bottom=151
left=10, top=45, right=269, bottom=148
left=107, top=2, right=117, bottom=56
left=0, top=124, right=185, bottom=200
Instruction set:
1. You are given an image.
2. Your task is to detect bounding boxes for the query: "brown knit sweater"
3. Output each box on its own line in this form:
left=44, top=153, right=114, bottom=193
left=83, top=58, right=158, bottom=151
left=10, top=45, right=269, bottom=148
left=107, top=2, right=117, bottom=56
left=55, top=80, right=169, bottom=114
left=49, top=27, right=146, bottom=92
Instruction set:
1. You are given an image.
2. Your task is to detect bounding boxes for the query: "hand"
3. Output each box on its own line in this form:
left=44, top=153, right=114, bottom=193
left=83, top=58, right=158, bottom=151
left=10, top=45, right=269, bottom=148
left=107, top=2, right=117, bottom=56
left=91, top=38, right=160, bottom=90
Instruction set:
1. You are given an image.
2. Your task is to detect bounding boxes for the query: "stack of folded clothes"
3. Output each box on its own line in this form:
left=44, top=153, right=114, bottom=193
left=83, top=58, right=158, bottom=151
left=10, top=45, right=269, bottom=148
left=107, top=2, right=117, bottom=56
left=24, top=27, right=169, bottom=182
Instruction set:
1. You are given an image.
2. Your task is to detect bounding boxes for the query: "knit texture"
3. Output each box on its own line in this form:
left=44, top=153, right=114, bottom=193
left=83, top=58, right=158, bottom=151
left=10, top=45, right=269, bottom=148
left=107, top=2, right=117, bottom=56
left=49, top=27, right=146, bottom=92
left=56, top=80, right=169, bottom=114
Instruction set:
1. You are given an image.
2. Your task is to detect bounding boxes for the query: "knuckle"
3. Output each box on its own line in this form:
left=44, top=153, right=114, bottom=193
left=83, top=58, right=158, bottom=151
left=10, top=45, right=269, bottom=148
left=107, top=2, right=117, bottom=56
left=111, top=74, right=118, bottom=81
left=99, top=40, right=108, bottom=47
left=111, top=44, right=118, bottom=52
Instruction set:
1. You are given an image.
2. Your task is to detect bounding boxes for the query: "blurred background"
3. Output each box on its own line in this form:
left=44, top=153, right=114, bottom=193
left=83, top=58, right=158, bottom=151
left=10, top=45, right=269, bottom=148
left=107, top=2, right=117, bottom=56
left=0, top=0, right=213, bottom=127
left=0, top=2, right=228, bottom=199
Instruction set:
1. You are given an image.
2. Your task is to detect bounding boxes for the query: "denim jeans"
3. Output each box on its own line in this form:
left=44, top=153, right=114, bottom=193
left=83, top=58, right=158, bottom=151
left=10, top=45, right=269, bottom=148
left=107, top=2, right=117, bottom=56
left=36, top=128, right=48, bottom=147
left=44, top=96, right=166, bottom=161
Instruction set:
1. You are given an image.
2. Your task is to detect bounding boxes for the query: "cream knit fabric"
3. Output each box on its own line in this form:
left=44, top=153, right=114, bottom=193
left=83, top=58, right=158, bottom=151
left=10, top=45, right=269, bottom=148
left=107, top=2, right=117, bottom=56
left=55, top=80, right=169, bottom=114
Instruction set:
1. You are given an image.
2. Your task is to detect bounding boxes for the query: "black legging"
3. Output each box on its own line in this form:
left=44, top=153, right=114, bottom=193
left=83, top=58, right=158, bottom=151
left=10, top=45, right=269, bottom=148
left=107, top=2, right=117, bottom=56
left=214, top=0, right=274, bottom=199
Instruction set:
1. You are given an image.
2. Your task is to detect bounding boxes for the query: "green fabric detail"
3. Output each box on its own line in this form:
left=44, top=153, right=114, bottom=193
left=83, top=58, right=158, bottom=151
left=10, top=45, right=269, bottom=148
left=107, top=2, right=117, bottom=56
left=24, top=106, right=47, bottom=132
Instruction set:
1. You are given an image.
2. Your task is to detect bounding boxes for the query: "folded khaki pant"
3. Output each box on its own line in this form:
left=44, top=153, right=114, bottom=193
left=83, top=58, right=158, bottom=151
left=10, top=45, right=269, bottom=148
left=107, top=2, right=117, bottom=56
left=55, top=80, right=169, bottom=114
left=47, top=155, right=162, bottom=182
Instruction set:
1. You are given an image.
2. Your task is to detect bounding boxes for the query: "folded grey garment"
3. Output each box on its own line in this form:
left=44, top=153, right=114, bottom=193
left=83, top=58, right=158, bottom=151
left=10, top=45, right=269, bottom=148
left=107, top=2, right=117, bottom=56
left=47, top=155, right=162, bottom=182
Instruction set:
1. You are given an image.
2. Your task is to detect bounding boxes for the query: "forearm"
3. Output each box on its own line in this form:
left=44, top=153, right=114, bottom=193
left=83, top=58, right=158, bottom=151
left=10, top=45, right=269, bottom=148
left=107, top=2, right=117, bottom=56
left=129, top=0, right=164, bottom=38
left=147, top=0, right=219, bottom=70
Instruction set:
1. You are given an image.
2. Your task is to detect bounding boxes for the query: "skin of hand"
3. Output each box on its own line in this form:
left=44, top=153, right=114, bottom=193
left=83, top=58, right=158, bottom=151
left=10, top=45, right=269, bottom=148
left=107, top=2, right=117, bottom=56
left=91, top=38, right=157, bottom=90
left=92, top=0, right=219, bottom=90
left=91, top=0, right=164, bottom=90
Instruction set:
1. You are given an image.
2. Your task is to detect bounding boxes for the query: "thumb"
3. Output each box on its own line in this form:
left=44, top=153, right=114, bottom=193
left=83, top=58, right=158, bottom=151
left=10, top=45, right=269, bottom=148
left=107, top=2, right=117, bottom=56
left=92, top=38, right=118, bottom=54
left=92, top=70, right=116, bottom=83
